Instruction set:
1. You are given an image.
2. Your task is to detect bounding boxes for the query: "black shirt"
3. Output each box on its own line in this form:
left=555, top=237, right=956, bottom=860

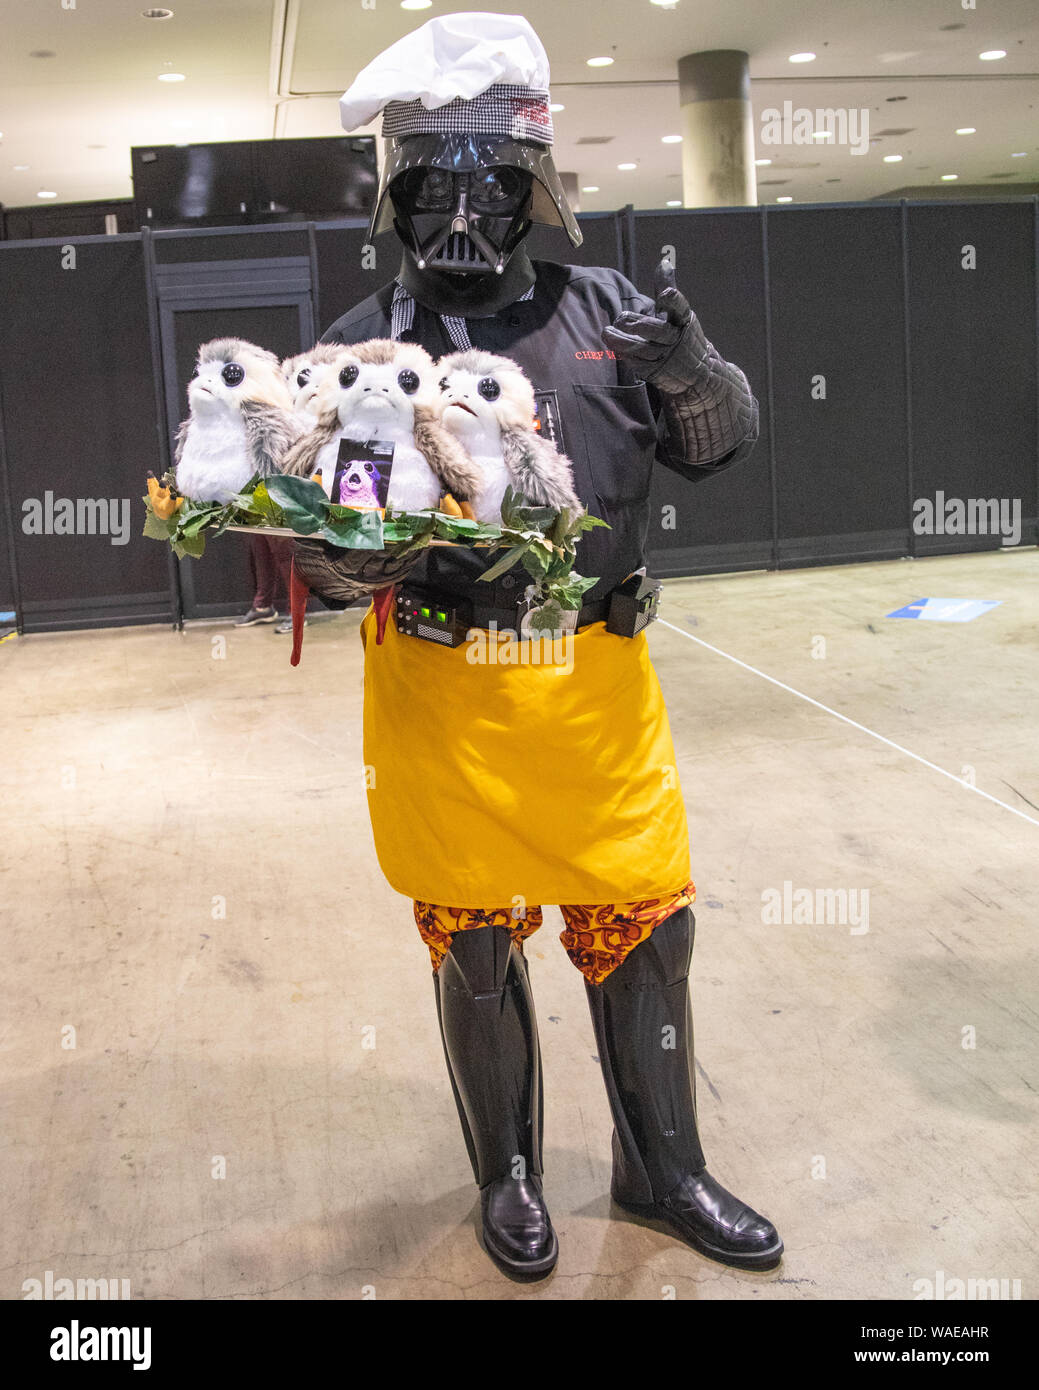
left=320, top=259, right=756, bottom=608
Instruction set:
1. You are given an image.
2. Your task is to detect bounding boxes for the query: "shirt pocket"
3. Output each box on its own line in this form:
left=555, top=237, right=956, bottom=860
left=572, top=383, right=659, bottom=505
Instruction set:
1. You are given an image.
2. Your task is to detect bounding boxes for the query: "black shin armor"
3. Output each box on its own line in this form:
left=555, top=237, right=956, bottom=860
left=586, top=906, right=707, bottom=1203
left=433, top=923, right=557, bottom=1275
left=586, top=908, right=784, bottom=1270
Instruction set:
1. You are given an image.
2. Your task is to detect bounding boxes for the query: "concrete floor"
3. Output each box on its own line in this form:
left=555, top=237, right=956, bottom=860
left=2, top=548, right=1037, bottom=1301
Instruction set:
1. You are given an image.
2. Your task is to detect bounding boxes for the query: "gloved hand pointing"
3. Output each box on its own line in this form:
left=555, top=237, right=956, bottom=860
left=602, top=258, right=712, bottom=396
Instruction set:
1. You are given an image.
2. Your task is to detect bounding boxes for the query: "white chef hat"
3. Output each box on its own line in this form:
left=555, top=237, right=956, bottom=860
left=339, top=11, right=555, bottom=145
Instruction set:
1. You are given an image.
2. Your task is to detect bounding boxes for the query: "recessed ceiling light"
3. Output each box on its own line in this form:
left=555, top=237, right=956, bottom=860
left=158, top=72, right=186, bottom=81
left=13, top=164, right=29, bottom=171
left=755, top=158, right=772, bottom=166
left=37, top=190, right=58, bottom=199
left=883, top=154, right=903, bottom=162
left=650, top=0, right=679, bottom=6
left=1010, top=151, right=1027, bottom=157
left=661, top=134, right=682, bottom=144
left=776, top=195, right=793, bottom=202
left=941, top=173, right=958, bottom=180
left=549, top=103, right=565, bottom=113
left=789, top=52, right=816, bottom=64
left=401, top=0, right=432, bottom=9
left=587, top=56, right=614, bottom=67
left=617, top=162, right=637, bottom=170
left=666, top=199, right=682, bottom=206
left=956, top=127, right=976, bottom=135
left=141, top=7, right=174, bottom=17
left=582, top=185, right=599, bottom=193
left=979, top=50, right=1006, bottom=61
left=812, top=131, right=833, bottom=140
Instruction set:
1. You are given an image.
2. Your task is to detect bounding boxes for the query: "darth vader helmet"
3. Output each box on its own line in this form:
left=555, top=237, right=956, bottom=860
left=339, top=16, right=581, bottom=277
left=373, top=101, right=581, bottom=276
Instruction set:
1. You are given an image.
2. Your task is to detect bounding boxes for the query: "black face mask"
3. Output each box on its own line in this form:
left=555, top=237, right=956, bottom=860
left=389, top=165, right=534, bottom=275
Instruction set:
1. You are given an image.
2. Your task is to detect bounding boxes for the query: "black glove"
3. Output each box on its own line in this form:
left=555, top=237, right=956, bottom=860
left=602, top=259, right=727, bottom=397
left=602, top=258, right=759, bottom=465
left=292, top=538, right=421, bottom=606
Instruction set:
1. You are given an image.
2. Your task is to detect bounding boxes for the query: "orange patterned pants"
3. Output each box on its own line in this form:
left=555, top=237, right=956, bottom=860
left=413, top=879, right=696, bottom=986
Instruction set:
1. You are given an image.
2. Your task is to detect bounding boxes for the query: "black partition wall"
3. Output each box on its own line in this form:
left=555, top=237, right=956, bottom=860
left=0, top=234, right=172, bottom=631
left=0, top=200, right=1036, bottom=632
left=633, top=208, right=774, bottom=574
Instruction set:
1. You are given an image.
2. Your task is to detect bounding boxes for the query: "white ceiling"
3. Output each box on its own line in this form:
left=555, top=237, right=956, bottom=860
left=1, top=0, right=1037, bottom=212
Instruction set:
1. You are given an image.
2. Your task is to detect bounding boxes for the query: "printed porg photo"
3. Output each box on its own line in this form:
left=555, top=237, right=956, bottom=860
left=329, top=439, right=395, bottom=511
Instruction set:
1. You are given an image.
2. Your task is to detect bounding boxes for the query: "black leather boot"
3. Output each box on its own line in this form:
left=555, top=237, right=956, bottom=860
left=433, top=923, right=558, bottom=1278
left=585, top=907, right=783, bottom=1271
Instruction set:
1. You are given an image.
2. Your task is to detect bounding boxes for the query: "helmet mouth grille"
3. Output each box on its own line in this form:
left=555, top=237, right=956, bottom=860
left=428, top=231, right=493, bottom=272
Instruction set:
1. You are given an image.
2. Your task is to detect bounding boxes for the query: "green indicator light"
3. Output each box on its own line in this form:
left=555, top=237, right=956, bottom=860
left=420, top=606, right=431, bottom=618
left=436, top=610, right=447, bottom=623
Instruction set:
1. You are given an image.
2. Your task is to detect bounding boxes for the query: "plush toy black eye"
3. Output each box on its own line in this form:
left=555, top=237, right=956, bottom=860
left=477, top=376, right=501, bottom=401
left=397, top=369, right=420, bottom=394
left=339, top=363, right=359, bottom=388
left=438, top=377, right=449, bottom=392
left=296, top=368, right=311, bottom=387
left=221, top=363, right=245, bottom=387
left=363, top=461, right=375, bottom=474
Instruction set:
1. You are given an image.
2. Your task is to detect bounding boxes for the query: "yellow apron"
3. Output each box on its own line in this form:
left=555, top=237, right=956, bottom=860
left=360, top=609, right=690, bottom=907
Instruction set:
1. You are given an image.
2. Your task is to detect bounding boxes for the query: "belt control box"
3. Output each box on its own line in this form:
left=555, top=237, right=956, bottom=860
left=395, top=585, right=473, bottom=648
left=606, top=571, right=661, bottom=638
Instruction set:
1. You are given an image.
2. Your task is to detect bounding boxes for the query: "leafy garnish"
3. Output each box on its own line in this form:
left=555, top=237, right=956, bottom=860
left=142, top=475, right=610, bottom=612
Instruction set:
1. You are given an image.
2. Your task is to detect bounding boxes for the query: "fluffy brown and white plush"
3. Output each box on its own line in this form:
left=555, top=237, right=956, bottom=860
left=174, top=338, right=303, bottom=503
left=282, top=339, right=480, bottom=512
left=435, top=350, right=582, bottom=523
left=281, top=342, right=348, bottom=420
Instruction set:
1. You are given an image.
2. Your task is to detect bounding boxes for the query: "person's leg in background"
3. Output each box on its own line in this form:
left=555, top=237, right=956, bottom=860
left=566, top=887, right=784, bottom=1270
left=236, top=535, right=281, bottom=626
left=268, top=538, right=306, bottom=635
left=415, top=901, right=558, bottom=1277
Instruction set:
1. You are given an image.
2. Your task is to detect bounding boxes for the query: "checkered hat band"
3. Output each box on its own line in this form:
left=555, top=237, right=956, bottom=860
left=382, top=86, right=553, bottom=144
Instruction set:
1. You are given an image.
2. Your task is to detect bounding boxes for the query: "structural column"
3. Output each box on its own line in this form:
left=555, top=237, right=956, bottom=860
left=678, top=50, right=757, bottom=208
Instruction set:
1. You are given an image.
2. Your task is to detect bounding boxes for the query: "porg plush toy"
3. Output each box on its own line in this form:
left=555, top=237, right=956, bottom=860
left=282, top=339, right=480, bottom=512
left=435, top=350, right=582, bottom=524
left=174, top=338, right=303, bottom=503
left=281, top=343, right=347, bottom=421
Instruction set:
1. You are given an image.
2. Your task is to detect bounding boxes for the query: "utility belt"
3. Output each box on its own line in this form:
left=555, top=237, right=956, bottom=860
left=394, top=571, right=661, bottom=649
